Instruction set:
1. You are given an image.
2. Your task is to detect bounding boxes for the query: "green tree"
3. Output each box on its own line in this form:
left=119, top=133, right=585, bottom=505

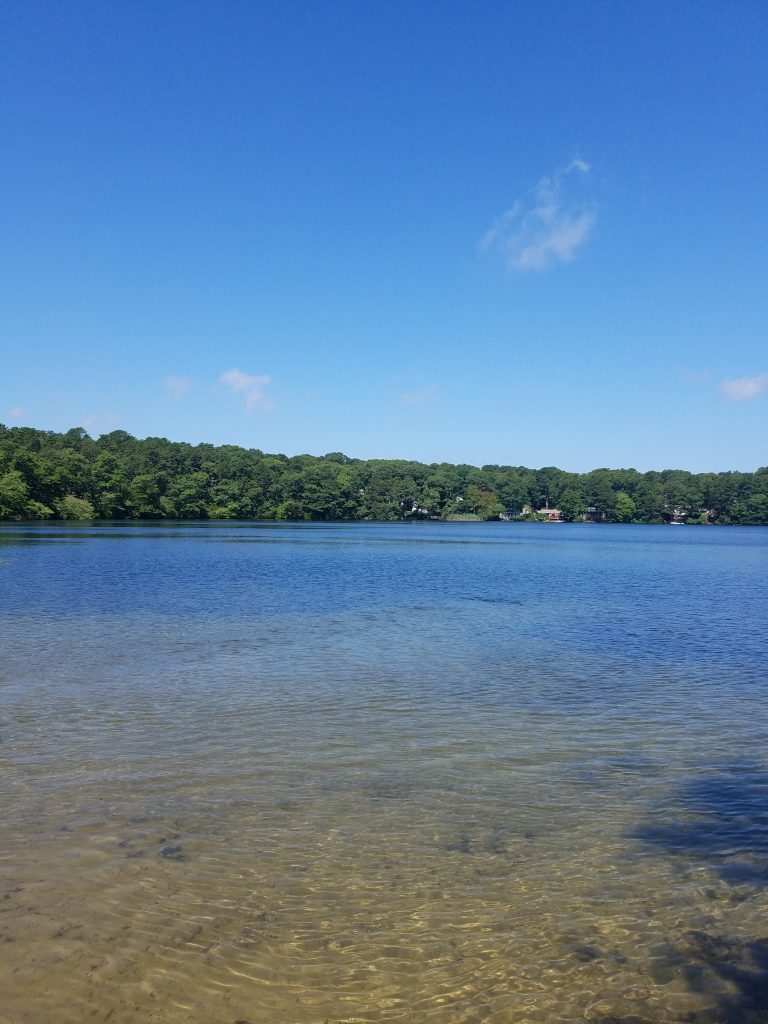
left=558, top=489, right=584, bottom=522
left=464, top=484, right=504, bottom=519
left=0, top=470, right=31, bottom=518
left=56, top=495, right=95, bottom=519
left=166, top=472, right=210, bottom=518
left=613, top=492, right=637, bottom=523
left=127, top=473, right=167, bottom=518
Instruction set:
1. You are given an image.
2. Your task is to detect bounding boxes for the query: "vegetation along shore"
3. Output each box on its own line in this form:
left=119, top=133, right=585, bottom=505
left=1, top=424, right=766, bottom=524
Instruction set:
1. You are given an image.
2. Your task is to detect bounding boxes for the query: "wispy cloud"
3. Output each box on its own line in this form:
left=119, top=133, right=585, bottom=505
left=481, top=160, right=596, bottom=272
left=6, top=406, right=24, bottom=421
left=164, top=376, right=193, bottom=401
left=720, top=373, right=768, bottom=402
left=399, top=385, right=437, bottom=406
left=219, top=368, right=273, bottom=412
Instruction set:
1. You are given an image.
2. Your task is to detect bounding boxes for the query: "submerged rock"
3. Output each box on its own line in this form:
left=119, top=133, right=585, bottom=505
left=573, top=944, right=602, bottom=961
left=159, top=844, right=184, bottom=860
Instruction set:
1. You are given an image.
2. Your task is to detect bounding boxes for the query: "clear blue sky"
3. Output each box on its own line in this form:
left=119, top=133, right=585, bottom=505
left=2, top=0, right=766, bottom=472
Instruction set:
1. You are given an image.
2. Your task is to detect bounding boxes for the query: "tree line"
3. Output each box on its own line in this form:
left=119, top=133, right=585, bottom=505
left=1, top=424, right=767, bottom=524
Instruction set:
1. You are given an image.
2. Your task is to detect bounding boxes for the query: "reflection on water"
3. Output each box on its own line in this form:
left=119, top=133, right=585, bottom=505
left=1, top=522, right=767, bottom=1022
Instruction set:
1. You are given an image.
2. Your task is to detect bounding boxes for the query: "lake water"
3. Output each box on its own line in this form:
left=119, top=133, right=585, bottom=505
left=1, top=521, right=767, bottom=1024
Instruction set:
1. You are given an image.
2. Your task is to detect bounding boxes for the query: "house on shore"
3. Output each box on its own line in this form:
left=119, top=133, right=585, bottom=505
left=665, top=507, right=687, bottom=525
left=582, top=506, right=603, bottom=523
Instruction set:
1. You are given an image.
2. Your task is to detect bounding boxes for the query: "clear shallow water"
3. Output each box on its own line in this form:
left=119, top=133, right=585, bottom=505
left=1, top=521, right=767, bottom=1024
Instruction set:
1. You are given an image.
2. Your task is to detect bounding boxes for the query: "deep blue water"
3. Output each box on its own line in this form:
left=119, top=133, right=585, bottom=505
left=2, top=521, right=766, bottom=710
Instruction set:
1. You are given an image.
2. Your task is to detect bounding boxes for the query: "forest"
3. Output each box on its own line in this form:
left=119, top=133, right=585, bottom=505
left=1, top=424, right=767, bottom=524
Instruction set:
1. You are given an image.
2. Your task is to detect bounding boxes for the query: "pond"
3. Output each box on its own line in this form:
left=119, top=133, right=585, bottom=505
left=1, top=521, right=767, bottom=1023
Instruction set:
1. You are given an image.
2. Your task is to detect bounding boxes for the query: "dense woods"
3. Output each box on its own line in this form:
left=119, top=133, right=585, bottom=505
left=1, top=424, right=767, bottom=524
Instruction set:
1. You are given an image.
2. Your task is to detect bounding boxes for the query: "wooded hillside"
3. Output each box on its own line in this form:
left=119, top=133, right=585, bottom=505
left=1, top=425, right=767, bottom=524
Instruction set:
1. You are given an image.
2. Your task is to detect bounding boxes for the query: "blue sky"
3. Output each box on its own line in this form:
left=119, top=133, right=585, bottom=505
left=1, top=0, right=766, bottom=472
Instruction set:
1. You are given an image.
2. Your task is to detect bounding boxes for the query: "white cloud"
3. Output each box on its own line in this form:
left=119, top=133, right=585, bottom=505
left=219, top=368, right=273, bottom=412
left=6, top=406, right=24, bottom=421
left=164, top=376, right=193, bottom=401
left=720, top=373, right=768, bottom=402
left=399, top=385, right=437, bottom=406
left=481, top=160, right=596, bottom=272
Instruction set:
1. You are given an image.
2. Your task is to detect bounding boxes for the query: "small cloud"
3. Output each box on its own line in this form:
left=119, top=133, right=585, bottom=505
left=219, top=368, right=273, bottom=412
left=481, top=160, right=596, bottom=272
left=164, top=376, right=193, bottom=401
left=720, top=373, right=768, bottom=402
left=568, top=158, right=591, bottom=174
left=6, top=406, right=24, bottom=421
left=399, top=385, right=437, bottom=406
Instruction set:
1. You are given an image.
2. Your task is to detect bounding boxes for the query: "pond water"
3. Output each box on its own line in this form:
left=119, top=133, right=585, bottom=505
left=1, top=521, right=767, bottom=1023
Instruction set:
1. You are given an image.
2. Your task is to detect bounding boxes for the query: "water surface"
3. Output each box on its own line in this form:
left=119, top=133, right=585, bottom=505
left=2, top=522, right=767, bottom=1023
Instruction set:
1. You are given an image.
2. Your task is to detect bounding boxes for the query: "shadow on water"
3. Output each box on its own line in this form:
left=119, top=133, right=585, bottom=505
left=635, top=764, right=768, bottom=889
left=629, top=765, right=768, bottom=1023
left=590, top=936, right=768, bottom=1024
